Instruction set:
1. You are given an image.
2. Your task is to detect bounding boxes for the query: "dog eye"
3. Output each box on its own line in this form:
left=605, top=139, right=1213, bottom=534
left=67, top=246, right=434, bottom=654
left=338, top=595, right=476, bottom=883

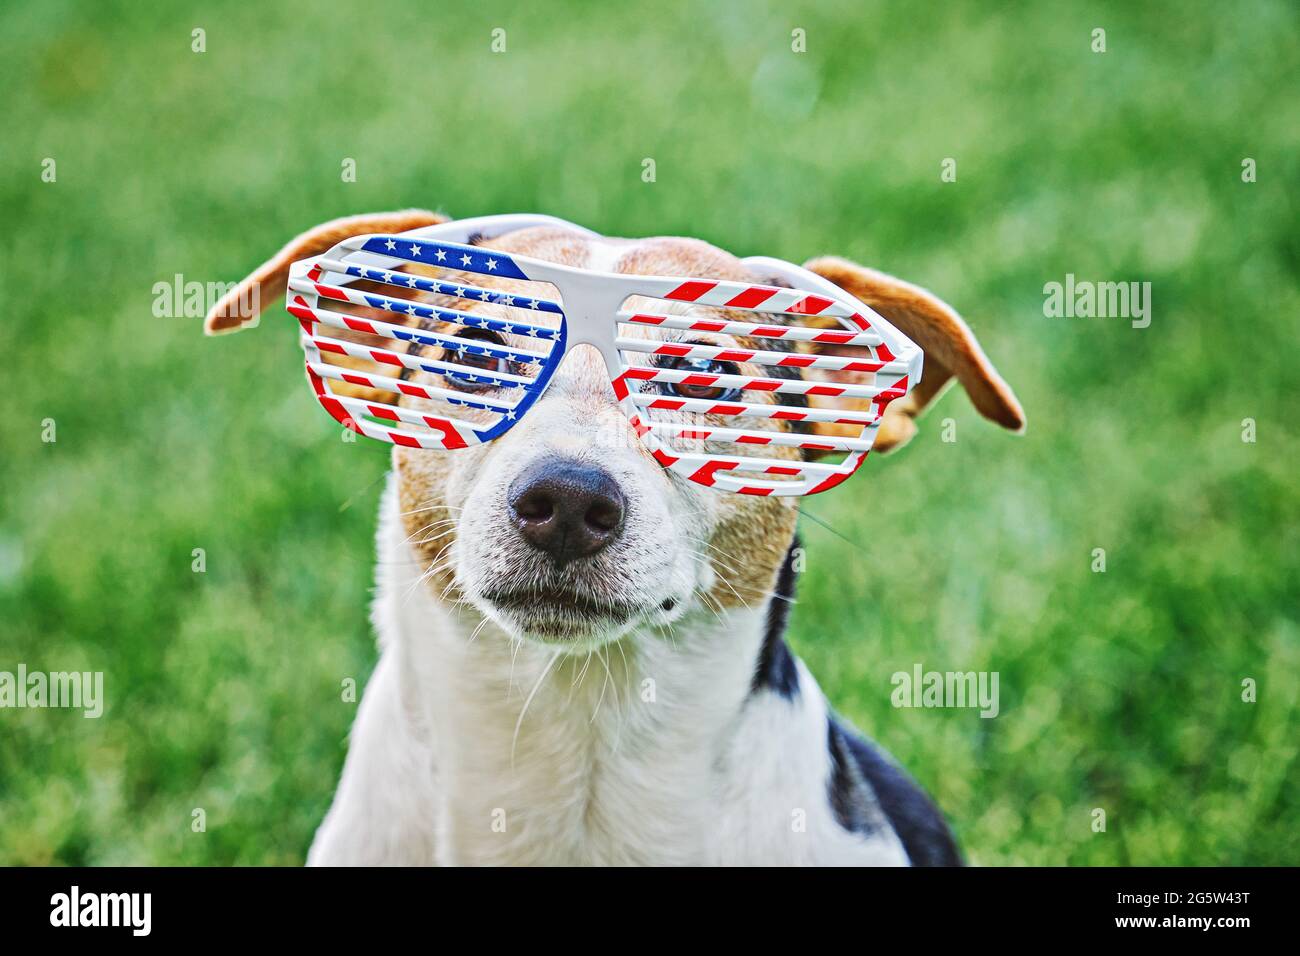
left=661, top=356, right=741, bottom=402
left=443, top=329, right=509, bottom=391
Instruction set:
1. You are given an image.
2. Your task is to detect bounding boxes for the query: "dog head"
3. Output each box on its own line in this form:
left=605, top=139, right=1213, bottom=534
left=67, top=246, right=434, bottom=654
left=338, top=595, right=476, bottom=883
left=208, top=211, right=1023, bottom=648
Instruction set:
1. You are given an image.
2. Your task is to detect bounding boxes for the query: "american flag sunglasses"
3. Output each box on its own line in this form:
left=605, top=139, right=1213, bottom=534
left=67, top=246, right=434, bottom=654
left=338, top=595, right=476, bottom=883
left=285, top=214, right=923, bottom=497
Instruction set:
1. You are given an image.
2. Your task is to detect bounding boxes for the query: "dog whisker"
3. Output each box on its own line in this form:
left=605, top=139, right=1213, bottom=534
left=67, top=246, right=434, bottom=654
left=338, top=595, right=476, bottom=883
left=591, top=646, right=613, bottom=725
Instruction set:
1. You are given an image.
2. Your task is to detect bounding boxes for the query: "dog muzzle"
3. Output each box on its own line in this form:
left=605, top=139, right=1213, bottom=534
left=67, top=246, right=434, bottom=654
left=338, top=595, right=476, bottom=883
left=270, top=214, right=922, bottom=497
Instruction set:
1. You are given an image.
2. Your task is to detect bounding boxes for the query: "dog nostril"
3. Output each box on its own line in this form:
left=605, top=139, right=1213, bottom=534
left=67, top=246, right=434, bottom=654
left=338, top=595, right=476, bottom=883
left=585, top=499, right=621, bottom=534
left=513, top=493, right=555, bottom=523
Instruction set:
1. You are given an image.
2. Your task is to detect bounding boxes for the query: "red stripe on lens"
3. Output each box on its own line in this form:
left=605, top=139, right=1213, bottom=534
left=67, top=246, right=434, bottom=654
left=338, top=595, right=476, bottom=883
left=652, top=449, right=680, bottom=467
left=725, top=287, right=778, bottom=309
left=788, top=295, right=833, bottom=315
left=426, top=418, right=468, bottom=450
left=287, top=299, right=315, bottom=323
left=665, top=281, right=717, bottom=301
left=689, top=460, right=737, bottom=485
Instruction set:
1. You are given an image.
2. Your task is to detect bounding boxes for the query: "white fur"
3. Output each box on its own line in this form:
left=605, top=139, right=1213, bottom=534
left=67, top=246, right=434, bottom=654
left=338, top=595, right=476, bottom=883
left=306, top=478, right=907, bottom=866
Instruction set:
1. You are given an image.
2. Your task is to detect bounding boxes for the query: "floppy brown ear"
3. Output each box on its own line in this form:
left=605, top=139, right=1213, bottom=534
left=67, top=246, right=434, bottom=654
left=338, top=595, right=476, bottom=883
left=802, top=256, right=1025, bottom=453
left=203, top=209, right=448, bottom=335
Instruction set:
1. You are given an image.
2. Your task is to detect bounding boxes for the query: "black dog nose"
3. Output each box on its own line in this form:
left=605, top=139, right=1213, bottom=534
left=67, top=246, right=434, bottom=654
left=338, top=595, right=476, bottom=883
left=508, top=460, right=626, bottom=564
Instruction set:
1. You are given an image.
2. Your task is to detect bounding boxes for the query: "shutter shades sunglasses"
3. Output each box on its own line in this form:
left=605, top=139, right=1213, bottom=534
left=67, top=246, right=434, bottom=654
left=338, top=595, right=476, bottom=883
left=281, top=214, right=922, bottom=497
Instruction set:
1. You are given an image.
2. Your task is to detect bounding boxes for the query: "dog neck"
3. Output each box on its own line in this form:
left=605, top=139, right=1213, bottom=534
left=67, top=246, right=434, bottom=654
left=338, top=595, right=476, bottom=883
left=373, top=475, right=783, bottom=865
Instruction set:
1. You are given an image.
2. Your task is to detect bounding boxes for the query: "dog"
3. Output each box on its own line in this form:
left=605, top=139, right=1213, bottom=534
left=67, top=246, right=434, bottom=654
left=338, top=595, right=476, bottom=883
left=207, top=210, right=1024, bottom=865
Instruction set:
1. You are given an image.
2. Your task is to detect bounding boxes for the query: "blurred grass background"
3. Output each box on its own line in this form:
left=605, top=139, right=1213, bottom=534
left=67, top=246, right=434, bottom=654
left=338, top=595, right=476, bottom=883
left=1, top=0, right=1296, bottom=865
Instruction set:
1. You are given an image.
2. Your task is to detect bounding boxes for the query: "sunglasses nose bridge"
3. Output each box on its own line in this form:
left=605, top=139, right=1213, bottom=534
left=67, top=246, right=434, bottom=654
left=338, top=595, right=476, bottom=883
left=553, top=284, right=627, bottom=378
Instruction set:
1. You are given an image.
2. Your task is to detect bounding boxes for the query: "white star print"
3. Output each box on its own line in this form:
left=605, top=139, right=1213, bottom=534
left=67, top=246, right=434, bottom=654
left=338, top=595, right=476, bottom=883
left=485, top=258, right=498, bottom=271
left=384, top=239, right=396, bottom=251
left=435, top=249, right=447, bottom=262
left=460, top=254, right=473, bottom=267
left=410, top=244, right=422, bottom=257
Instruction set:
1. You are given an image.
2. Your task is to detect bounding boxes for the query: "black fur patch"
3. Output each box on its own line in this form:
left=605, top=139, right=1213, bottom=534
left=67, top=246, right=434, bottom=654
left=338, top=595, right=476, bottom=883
left=827, top=717, right=962, bottom=866
left=750, top=537, right=801, bottom=699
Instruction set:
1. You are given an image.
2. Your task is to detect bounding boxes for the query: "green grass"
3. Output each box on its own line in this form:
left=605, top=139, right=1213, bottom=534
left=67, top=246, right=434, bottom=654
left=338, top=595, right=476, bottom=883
left=1, top=0, right=1296, bottom=865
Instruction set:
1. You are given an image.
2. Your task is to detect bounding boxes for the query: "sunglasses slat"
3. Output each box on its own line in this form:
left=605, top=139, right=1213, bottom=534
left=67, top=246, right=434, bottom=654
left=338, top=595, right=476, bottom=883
left=298, top=303, right=552, bottom=363
left=307, top=361, right=524, bottom=415
left=619, top=311, right=883, bottom=348
left=615, top=337, right=906, bottom=374
left=618, top=366, right=906, bottom=401
left=654, top=450, right=847, bottom=478
left=626, top=392, right=882, bottom=426
left=322, top=391, right=484, bottom=435
left=313, top=256, right=565, bottom=315
left=635, top=278, right=866, bottom=321
left=303, top=332, right=538, bottom=389
left=642, top=421, right=874, bottom=453
left=337, top=236, right=537, bottom=285
left=287, top=277, right=561, bottom=341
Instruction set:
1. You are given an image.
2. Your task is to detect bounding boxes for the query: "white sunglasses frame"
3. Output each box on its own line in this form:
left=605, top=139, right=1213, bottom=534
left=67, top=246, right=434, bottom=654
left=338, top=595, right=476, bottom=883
left=285, top=213, right=923, bottom=496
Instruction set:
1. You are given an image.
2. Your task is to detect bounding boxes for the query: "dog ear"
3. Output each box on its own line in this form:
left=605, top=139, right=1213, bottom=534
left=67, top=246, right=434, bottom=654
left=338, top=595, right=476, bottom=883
left=799, top=256, right=1024, bottom=453
left=203, top=209, right=448, bottom=335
